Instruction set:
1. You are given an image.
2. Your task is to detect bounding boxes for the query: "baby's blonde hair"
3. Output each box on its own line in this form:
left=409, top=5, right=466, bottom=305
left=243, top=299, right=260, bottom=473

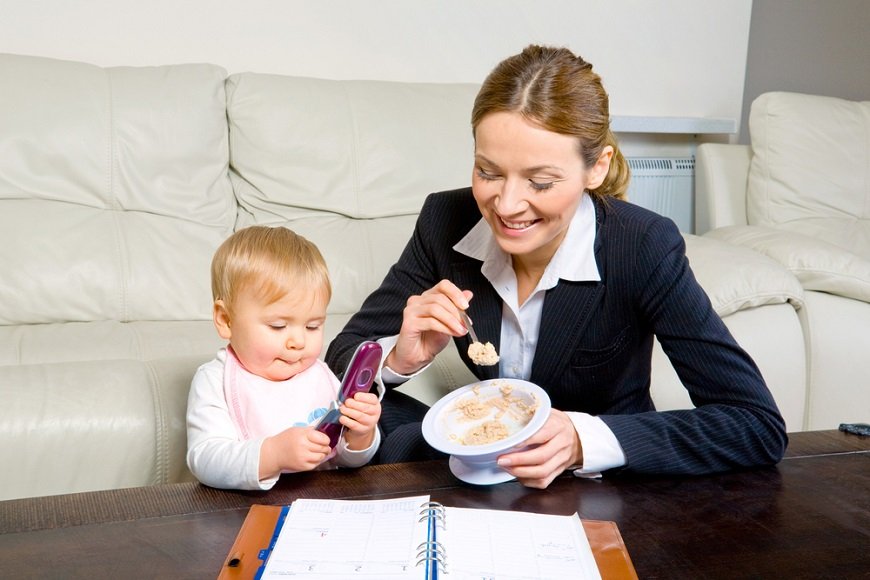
left=211, top=226, right=331, bottom=312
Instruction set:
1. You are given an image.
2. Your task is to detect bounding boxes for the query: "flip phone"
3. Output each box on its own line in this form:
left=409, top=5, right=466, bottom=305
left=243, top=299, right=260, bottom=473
left=314, top=341, right=382, bottom=448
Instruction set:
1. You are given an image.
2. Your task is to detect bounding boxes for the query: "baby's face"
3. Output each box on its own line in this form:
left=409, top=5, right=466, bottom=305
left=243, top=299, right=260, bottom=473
left=226, top=286, right=328, bottom=381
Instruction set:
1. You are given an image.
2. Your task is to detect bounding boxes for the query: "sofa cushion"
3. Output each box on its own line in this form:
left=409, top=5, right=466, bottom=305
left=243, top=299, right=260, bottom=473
left=684, top=233, right=804, bottom=316
left=0, top=54, right=236, bottom=325
left=226, top=73, right=479, bottom=315
left=705, top=225, right=870, bottom=304
left=746, top=91, right=870, bottom=257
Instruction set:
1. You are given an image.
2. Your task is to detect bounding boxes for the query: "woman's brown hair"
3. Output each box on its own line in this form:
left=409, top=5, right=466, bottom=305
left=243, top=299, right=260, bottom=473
left=472, top=45, right=630, bottom=200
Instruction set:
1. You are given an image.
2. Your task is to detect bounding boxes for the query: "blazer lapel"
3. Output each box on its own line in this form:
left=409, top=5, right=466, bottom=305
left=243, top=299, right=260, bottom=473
left=453, top=259, right=604, bottom=384
left=530, top=281, right=604, bottom=387
left=531, top=198, right=608, bottom=387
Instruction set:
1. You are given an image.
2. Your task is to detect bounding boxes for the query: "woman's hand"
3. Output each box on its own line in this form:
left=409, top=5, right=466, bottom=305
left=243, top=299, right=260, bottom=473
left=496, top=410, right=583, bottom=489
left=340, top=392, right=382, bottom=450
left=259, top=427, right=332, bottom=480
left=385, top=280, right=473, bottom=375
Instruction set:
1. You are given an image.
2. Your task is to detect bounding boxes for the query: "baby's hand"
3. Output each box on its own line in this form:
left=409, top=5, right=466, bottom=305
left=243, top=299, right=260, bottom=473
left=339, top=392, right=382, bottom=450
left=259, top=427, right=332, bottom=479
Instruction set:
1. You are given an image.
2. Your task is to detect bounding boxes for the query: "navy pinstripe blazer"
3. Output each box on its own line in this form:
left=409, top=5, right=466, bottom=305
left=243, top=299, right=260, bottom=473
left=326, top=188, right=787, bottom=475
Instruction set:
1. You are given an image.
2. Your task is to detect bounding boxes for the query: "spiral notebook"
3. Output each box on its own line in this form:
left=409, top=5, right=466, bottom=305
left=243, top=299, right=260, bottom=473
left=219, top=495, right=637, bottom=579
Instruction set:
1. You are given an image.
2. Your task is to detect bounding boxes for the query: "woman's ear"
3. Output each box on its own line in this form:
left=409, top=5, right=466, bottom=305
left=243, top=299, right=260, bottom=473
left=213, top=300, right=232, bottom=340
left=586, top=145, right=614, bottom=190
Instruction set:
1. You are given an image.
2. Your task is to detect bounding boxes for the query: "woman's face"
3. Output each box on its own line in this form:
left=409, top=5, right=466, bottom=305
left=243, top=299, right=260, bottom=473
left=472, top=111, right=611, bottom=267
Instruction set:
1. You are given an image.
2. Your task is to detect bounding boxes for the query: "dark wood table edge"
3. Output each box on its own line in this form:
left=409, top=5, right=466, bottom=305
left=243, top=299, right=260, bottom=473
left=1, top=429, right=866, bottom=536
left=782, top=428, right=869, bottom=458
left=0, top=461, right=464, bottom=535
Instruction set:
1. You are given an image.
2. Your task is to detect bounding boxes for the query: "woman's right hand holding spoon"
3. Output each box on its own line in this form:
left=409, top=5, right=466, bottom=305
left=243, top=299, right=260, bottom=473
left=386, top=280, right=475, bottom=374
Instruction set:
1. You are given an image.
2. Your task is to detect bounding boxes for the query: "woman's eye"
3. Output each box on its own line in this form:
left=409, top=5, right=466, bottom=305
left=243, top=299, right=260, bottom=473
left=475, top=168, right=500, bottom=181
left=529, top=179, right=555, bottom=191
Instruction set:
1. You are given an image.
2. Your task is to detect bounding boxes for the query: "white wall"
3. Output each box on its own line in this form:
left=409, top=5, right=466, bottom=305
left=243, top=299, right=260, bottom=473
left=0, top=0, right=751, bottom=126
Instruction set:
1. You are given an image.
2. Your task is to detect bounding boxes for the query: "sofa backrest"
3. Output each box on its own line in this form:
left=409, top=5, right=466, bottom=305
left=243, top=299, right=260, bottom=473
left=0, top=54, right=236, bottom=325
left=226, top=73, right=479, bottom=316
left=746, top=91, right=870, bottom=256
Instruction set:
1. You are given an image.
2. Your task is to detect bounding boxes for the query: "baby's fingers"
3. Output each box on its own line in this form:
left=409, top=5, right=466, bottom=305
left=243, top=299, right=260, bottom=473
left=306, top=427, right=332, bottom=451
left=340, top=403, right=380, bottom=430
left=348, top=392, right=379, bottom=406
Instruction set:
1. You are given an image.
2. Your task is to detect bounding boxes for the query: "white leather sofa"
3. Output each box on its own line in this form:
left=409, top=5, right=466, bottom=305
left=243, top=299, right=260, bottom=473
left=696, top=91, right=870, bottom=432
left=0, top=53, right=805, bottom=501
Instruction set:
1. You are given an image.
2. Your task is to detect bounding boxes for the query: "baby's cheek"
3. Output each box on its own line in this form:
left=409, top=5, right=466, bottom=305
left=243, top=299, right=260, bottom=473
left=297, top=357, right=319, bottom=374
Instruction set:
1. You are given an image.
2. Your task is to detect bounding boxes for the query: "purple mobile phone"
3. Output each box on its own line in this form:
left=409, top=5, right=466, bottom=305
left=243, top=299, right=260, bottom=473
left=314, top=341, right=382, bottom=448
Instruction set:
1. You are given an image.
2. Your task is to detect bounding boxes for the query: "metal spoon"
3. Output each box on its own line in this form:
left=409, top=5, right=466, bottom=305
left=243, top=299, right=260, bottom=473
left=459, top=310, right=480, bottom=344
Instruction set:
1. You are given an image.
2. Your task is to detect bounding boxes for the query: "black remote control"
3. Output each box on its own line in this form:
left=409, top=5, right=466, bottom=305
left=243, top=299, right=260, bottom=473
left=839, top=422, right=870, bottom=437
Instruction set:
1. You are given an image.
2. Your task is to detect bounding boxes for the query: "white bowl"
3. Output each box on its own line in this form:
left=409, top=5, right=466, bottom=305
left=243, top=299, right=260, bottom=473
left=422, top=379, right=551, bottom=485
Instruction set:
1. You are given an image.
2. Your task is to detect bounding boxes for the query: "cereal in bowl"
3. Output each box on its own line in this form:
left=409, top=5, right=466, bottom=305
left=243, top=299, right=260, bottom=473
left=449, top=380, right=540, bottom=445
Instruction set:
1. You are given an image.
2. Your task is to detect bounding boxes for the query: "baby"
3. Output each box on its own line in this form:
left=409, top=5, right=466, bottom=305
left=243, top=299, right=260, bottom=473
left=186, top=226, right=381, bottom=490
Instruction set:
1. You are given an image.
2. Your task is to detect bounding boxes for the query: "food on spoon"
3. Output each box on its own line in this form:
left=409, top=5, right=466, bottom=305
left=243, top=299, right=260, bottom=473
left=468, top=341, right=499, bottom=366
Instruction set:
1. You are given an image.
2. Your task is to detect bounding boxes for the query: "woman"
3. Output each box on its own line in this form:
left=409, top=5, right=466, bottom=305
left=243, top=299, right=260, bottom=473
left=325, top=45, right=786, bottom=488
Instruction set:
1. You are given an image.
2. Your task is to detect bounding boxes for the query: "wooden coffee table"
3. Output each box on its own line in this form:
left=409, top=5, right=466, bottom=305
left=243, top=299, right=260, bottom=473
left=1, top=430, right=867, bottom=578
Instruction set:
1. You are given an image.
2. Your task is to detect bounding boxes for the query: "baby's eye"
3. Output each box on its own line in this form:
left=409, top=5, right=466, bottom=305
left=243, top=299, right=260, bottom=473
left=306, top=323, right=323, bottom=331
left=268, top=323, right=286, bottom=330
left=529, top=179, right=555, bottom=191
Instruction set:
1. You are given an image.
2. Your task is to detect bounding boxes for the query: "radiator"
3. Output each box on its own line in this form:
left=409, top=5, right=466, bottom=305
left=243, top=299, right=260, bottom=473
left=625, top=157, right=695, bottom=233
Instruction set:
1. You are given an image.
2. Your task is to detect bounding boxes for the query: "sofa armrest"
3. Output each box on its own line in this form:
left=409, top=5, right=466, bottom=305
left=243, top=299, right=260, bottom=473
left=653, top=235, right=806, bottom=431
left=706, top=225, right=870, bottom=304
left=695, top=143, right=751, bottom=234
left=683, top=233, right=804, bottom=316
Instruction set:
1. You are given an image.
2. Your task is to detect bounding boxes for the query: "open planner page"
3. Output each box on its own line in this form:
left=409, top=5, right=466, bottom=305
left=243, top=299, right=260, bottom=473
left=260, top=495, right=430, bottom=578
left=443, top=506, right=602, bottom=580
